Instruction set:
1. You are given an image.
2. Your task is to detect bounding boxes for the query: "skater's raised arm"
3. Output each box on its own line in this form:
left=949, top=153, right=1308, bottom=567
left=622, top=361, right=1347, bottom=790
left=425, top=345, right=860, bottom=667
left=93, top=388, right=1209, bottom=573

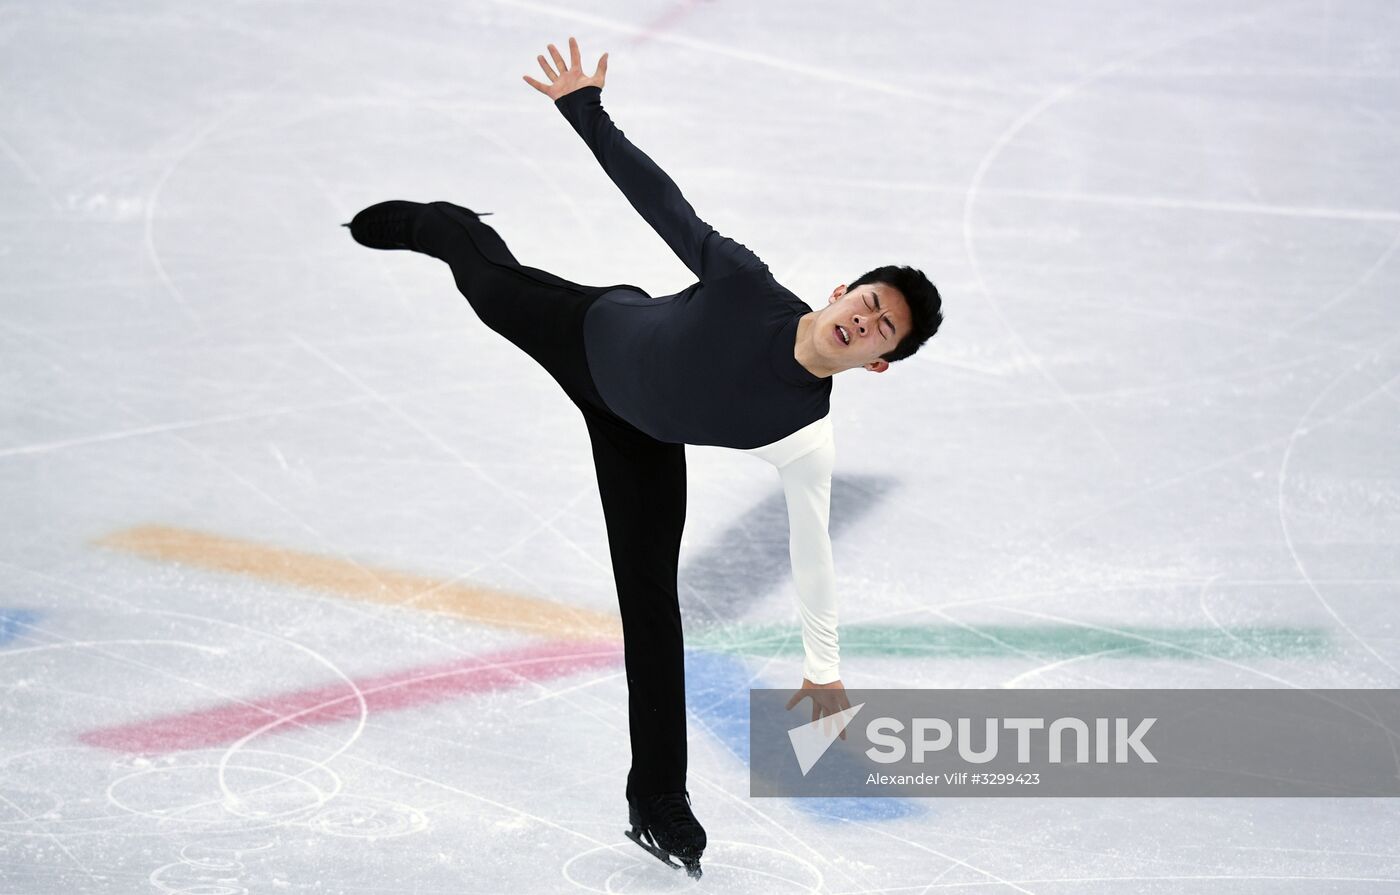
left=524, top=37, right=765, bottom=282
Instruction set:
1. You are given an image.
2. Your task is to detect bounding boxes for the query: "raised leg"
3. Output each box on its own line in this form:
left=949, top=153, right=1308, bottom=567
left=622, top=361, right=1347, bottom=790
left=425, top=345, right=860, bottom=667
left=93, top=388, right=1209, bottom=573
left=406, top=201, right=599, bottom=368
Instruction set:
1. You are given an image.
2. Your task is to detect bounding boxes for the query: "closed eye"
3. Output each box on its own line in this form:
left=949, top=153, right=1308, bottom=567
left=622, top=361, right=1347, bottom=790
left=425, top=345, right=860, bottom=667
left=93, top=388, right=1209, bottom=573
left=864, top=295, right=893, bottom=339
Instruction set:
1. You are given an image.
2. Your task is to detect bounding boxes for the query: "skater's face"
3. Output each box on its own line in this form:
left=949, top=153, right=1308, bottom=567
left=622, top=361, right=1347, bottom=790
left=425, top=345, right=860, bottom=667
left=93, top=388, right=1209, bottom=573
left=818, top=282, right=911, bottom=374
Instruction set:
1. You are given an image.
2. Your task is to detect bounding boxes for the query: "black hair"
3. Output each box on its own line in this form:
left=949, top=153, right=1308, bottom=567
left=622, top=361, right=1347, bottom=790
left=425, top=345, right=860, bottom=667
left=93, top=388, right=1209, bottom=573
left=846, top=265, right=943, bottom=363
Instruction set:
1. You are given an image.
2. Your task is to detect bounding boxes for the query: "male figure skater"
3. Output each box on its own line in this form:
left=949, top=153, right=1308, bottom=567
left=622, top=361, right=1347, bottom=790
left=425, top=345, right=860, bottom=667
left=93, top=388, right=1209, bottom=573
left=344, top=37, right=943, bottom=879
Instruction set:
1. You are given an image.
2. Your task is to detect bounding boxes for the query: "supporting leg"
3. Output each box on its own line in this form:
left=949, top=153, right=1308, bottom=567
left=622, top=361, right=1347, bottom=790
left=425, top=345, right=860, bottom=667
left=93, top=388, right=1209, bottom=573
left=581, top=412, right=689, bottom=799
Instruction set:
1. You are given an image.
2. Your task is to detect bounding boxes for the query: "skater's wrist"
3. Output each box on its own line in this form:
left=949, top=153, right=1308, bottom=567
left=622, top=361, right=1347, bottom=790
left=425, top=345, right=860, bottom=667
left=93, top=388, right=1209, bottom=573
left=554, top=84, right=601, bottom=106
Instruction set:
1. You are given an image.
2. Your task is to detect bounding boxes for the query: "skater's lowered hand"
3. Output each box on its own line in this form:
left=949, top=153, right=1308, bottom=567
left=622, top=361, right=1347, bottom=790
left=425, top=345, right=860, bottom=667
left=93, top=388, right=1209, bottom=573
left=785, top=678, right=852, bottom=741
left=523, top=36, right=608, bottom=101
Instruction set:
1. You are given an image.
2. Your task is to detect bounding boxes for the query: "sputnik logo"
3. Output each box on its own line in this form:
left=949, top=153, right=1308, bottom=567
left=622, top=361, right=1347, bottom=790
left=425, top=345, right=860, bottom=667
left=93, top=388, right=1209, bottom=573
left=787, top=703, right=865, bottom=775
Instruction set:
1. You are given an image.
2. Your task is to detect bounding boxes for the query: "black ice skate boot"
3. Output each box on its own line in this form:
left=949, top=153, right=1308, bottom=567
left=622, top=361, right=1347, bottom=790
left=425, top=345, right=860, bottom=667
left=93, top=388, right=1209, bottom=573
left=625, top=790, right=706, bottom=879
left=341, top=200, right=493, bottom=251
left=342, top=200, right=425, bottom=251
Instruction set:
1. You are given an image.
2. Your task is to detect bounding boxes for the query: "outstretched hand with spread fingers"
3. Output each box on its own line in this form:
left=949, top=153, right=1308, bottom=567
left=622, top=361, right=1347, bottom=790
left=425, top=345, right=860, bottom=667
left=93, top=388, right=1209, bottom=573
left=785, top=677, right=852, bottom=740
left=523, top=36, right=608, bottom=101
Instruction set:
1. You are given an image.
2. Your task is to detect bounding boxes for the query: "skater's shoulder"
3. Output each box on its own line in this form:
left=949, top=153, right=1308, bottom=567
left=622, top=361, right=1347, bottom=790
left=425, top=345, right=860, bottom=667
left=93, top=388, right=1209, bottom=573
left=740, top=414, right=833, bottom=469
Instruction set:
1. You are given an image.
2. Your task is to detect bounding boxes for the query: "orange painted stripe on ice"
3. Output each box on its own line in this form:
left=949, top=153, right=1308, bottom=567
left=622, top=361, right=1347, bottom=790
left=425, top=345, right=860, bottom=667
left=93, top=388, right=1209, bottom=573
left=95, top=525, right=621, bottom=640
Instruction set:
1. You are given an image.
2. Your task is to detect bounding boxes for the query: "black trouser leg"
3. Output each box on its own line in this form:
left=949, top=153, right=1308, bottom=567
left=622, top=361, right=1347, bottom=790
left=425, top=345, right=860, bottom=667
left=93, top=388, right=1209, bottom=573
left=582, top=412, right=689, bottom=800
left=410, top=200, right=594, bottom=367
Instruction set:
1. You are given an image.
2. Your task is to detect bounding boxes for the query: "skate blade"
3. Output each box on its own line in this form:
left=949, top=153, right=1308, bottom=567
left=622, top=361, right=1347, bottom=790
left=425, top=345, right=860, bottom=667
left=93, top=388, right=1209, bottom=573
left=625, top=826, right=703, bottom=879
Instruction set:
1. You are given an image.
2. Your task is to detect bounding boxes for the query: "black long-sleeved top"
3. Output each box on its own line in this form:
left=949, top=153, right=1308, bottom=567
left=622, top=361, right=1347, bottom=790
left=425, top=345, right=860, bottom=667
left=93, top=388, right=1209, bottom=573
left=554, top=86, right=843, bottom=684
left=555, top=86, right=831, bottom=451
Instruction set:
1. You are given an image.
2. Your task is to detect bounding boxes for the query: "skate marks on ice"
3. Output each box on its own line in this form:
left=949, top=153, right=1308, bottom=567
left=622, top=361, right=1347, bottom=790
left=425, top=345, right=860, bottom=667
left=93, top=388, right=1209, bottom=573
left=564, top=835, right=825, bottom=892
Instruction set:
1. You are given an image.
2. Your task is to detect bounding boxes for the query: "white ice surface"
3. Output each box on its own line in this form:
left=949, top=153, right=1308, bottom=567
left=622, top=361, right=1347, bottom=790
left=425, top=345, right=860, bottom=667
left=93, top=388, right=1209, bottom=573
left=3, top=0, right=1400, bottom=891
